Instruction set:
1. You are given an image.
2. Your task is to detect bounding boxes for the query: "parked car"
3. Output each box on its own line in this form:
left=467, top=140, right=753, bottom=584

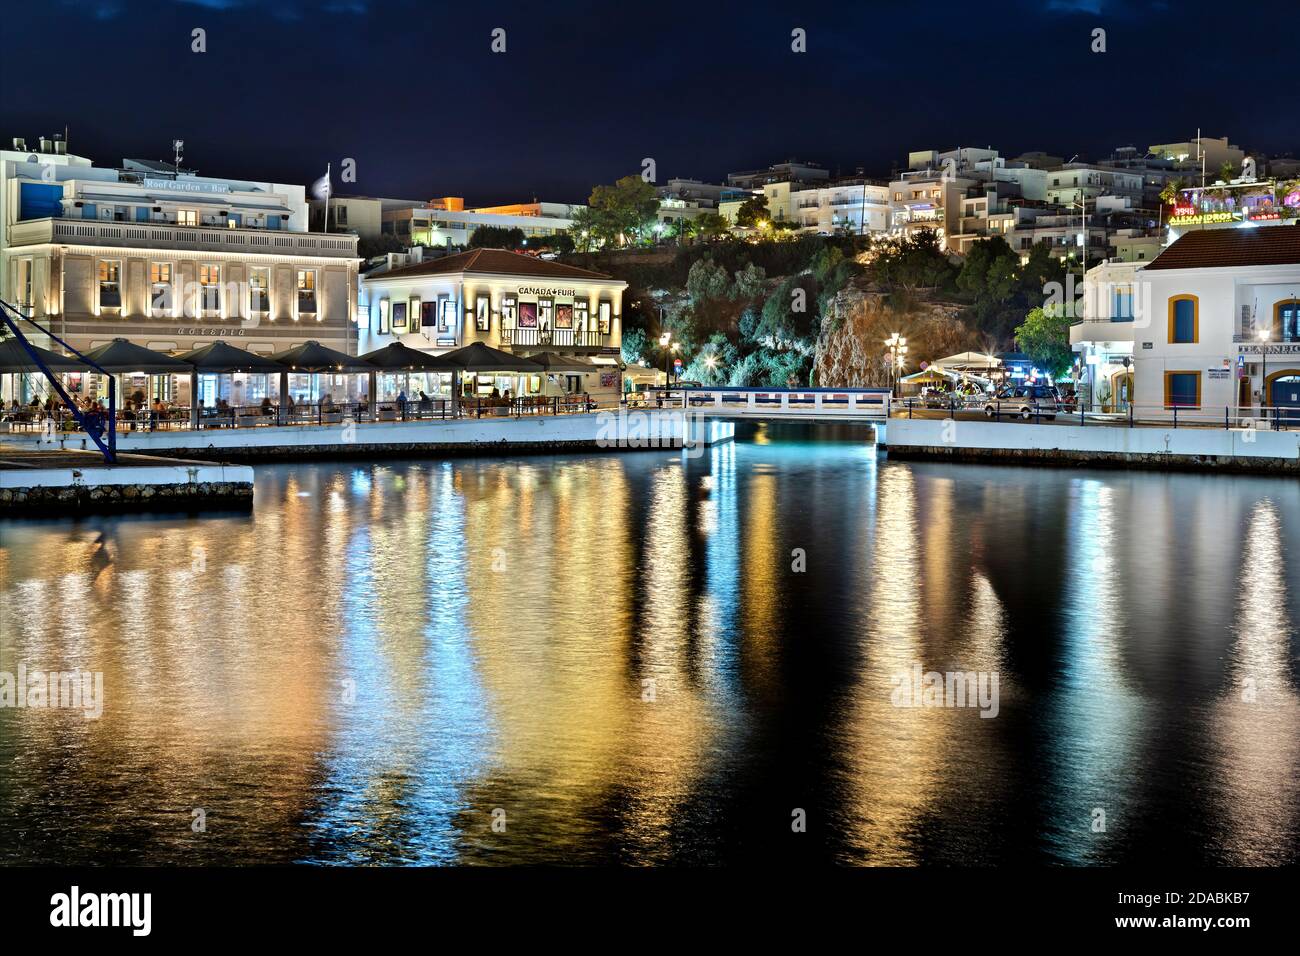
left=984, top=384, right=1062, bottom=420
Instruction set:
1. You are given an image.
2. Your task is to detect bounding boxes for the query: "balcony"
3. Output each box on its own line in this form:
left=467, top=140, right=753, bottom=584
left=7, top=217, right=358, bottom=259
left=499, top=327, right=609, bottom=349
left=1070, top=319, right=1137, bottom=345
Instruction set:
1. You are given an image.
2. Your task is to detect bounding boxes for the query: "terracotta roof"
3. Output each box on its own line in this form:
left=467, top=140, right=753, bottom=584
left=374, top=248, right=618, bottom=281
left=1143, top=224, right=1300, bottom=270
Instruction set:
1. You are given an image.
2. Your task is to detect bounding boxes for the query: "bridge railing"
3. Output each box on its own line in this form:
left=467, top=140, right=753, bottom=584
left=647, top=385, right=892, bottom=418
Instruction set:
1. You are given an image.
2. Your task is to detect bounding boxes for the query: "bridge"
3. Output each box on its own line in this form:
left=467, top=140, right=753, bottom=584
left=647, top=385, right=892, bottom=422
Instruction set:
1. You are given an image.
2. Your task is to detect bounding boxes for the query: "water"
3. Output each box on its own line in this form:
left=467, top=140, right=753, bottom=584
left=1, top=423, right=1297, bottom=866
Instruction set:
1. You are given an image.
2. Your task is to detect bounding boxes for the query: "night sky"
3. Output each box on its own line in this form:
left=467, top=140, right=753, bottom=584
left=1, top=0, right=1294, bottom=205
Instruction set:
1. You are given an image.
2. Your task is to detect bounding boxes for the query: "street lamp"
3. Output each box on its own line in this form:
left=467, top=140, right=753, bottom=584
left=885, top=332, right=908, bottom=397
left=1259, top=326, right=1271, bottom=414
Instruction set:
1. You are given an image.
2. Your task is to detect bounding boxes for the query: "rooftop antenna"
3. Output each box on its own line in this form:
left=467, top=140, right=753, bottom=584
left=172, top=139, right=184, bottom=173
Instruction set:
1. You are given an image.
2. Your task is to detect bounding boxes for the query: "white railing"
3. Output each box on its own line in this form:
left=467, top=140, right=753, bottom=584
left=8, top=217, right=358, bottom=258
left=648, top=386, right=891, bottom=420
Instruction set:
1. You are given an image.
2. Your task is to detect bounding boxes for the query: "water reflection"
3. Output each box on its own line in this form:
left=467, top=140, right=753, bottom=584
left=1, top=431, right=1297, bottom=865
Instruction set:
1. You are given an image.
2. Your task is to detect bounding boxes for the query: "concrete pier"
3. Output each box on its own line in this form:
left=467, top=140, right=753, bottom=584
left=0, top=448, right=254, bottom=515
left=883, top=419, right=1300, bottom=474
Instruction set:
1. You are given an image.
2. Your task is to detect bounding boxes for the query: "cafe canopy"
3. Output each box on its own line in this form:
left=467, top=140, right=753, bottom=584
left=357, top=341, right=449, bottom=370
left=0, top=337, right=90, bottom=373
left=432, top=341, right=543, bottom=373
left=81, top=338, right=192, bottom=374
left=271, top=340, right=374, bottom=372
left=179, top=341, right=286, bottom=372
left=523, top=351, right=596, bottom=372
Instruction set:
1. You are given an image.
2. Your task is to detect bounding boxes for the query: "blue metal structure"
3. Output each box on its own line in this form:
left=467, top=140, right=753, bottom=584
left=0, top=298, right=116, bottom=463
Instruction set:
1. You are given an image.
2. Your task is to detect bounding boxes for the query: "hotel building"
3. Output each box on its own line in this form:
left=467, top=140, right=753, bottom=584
left=2, top=139, right=360, bottom=384
left=359, top=248, right=627, bottom=403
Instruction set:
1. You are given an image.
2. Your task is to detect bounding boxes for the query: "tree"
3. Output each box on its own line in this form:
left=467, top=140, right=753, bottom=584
left=569, top=207, right=598, bottom=252
left=957, top=236, right=1020, bottom=311
left=1015, top=306, right=1073, bottom=377
left=357, top=234, right=407, bottom=259
left=732, top=262, right=767, bottom=301
left=694, top=212, right=732, bottom=242
left=620, top=326, right=649, bottom=365
left=686, top=257, right=731, bottom=307
left=468, top=225, right=525, bottom=249
left=1159, top=177, right=1185, bottom=208
left=587, top=175, right=660, bottom=247
left=735, top=194, right=770, bottom=228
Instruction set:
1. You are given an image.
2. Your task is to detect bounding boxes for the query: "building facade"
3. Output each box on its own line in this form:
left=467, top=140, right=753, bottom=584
left=1132, top=227, right=1300, bottom=418
left=2, top=144, right=360, bottom=374
left=358, top=248, right=627, bottom=403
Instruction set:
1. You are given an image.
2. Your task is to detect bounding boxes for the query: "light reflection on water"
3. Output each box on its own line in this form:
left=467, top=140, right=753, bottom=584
left=1, top=423, right=1297, bottom=866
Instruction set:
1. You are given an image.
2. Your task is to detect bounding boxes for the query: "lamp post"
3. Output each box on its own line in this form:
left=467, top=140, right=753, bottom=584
left=659, top=331, right=672, bottom=386
left=1258, top=326, right=1271, bottom=416
left=885, top=332, right=908, bottom=397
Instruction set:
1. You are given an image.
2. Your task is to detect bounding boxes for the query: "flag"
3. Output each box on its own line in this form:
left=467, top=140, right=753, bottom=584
left=311, top=166, right=332, bottom=201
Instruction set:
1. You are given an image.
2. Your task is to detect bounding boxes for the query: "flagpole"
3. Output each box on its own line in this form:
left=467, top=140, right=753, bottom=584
left=324, top=162, right=331, bottom=234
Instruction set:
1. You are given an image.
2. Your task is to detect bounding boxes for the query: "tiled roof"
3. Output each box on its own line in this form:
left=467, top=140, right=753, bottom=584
left=375, top=248, right=617, bottom=281
left=1143, top=224, right=1300, bottom=270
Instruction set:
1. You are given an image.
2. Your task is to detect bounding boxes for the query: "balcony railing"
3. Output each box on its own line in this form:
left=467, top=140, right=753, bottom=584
left=7, top=217, right=358, bottom=259
left=499, top=327, right=609, bottom=348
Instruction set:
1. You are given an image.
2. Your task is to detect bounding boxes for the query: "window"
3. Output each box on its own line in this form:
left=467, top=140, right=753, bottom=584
left=249, top=268, right=269, bottom=315
left=1168, top=295, right=1197, bottom=343
left=438, top=297, right=452, bottom=332
left=335, top=206, right=348, bottom=226
left=177, top=209, right=198, bottom=226
left=1277, top=299, right=1300, bottom=342
left=502, top=296, right=517, bottom=327
left=16, top=259, right=33, bottom=311
left=98, top=260, right=121, bottom=310
left=538, top=298, right=553, bottom=332
left=199, top=264, right=221, bottom=313
left=379, top=299, right=391, bottom=334
left=150, top=262, right=173, bottom=315
left=297, top=270, right=317, bottom=318
left=475, top=295, right=490, bottom=331
left=408, top=297, right=421, bottom=330
left=574, top=301, right=589, bottom=333
left=1165, top=371, right=1200, bottom=408
left=1113, top=287, right=1134, bottom=322
left=598, top=301, right=611, bottom=334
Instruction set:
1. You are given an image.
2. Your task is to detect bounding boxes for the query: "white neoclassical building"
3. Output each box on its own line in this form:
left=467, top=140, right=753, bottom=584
left=2, top=141, right=360, bottom=366
left=1131, top=225, right=1300, bottom=419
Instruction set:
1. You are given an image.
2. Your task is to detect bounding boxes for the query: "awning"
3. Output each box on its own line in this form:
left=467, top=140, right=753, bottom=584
left=358, top=341, right=450, bottom=370
left=522, top=351, right=597, bottom=372
left=0, top=337, right=91, bottom=374
left=81, top=338, right=192, bottom=374
left=932, top=351, right=1002, bottom=370
left=271, top=340, right=373, bottom=372
left=430, top=341, right=543, bottom=373
left=178, top=340, right=286, bottom=372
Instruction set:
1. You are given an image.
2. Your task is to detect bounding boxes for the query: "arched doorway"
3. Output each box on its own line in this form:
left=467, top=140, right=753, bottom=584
left=1108, top=369, right=1133, bottom=413
left=1266, top=368, right=1300, bottom=424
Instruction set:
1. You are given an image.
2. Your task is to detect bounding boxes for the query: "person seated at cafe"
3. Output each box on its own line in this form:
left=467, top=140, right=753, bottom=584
left=489, top=386, right=500, bottom=401
left=260, top=397, right=274, bottom=416
left=319, top=393, right=334, bottom=412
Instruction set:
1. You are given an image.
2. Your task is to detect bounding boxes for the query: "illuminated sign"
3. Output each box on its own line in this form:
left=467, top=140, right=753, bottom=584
left=1169, top=211, right=1234, bottom=225
left=143, top=178, right=231, bottom=194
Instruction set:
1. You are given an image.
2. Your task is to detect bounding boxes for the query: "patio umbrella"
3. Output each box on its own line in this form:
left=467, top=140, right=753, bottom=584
left=932, top=351, right=1002, bottom=370
left=523, top=351, right=596, bottom=372
left=81, top=338, right=191, bottom=373
left=178, top=340, right=285, bottom=372
left=0, top=337, right=90, bottom=373
left=358, top=341, right=449, bottom=370
left=431, top=341, right=543, bottom=373
left=271, top=340, right=373, bottom=372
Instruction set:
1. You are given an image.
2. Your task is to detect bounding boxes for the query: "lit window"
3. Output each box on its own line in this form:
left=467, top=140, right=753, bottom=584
left=249, top=268, right=269, bottom=314
left=297, top=269, right=317, bottom=317
left=199, top=264, right=221, bottom=313
left=177, top=209, right=198, bottom=226
left=98, top=260, right=121, bottom=310
left=150, top=262, right=172, bottom=314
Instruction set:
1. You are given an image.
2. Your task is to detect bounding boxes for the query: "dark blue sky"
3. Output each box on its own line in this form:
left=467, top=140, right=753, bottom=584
left=1, top=0, right=1294, bottom=205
